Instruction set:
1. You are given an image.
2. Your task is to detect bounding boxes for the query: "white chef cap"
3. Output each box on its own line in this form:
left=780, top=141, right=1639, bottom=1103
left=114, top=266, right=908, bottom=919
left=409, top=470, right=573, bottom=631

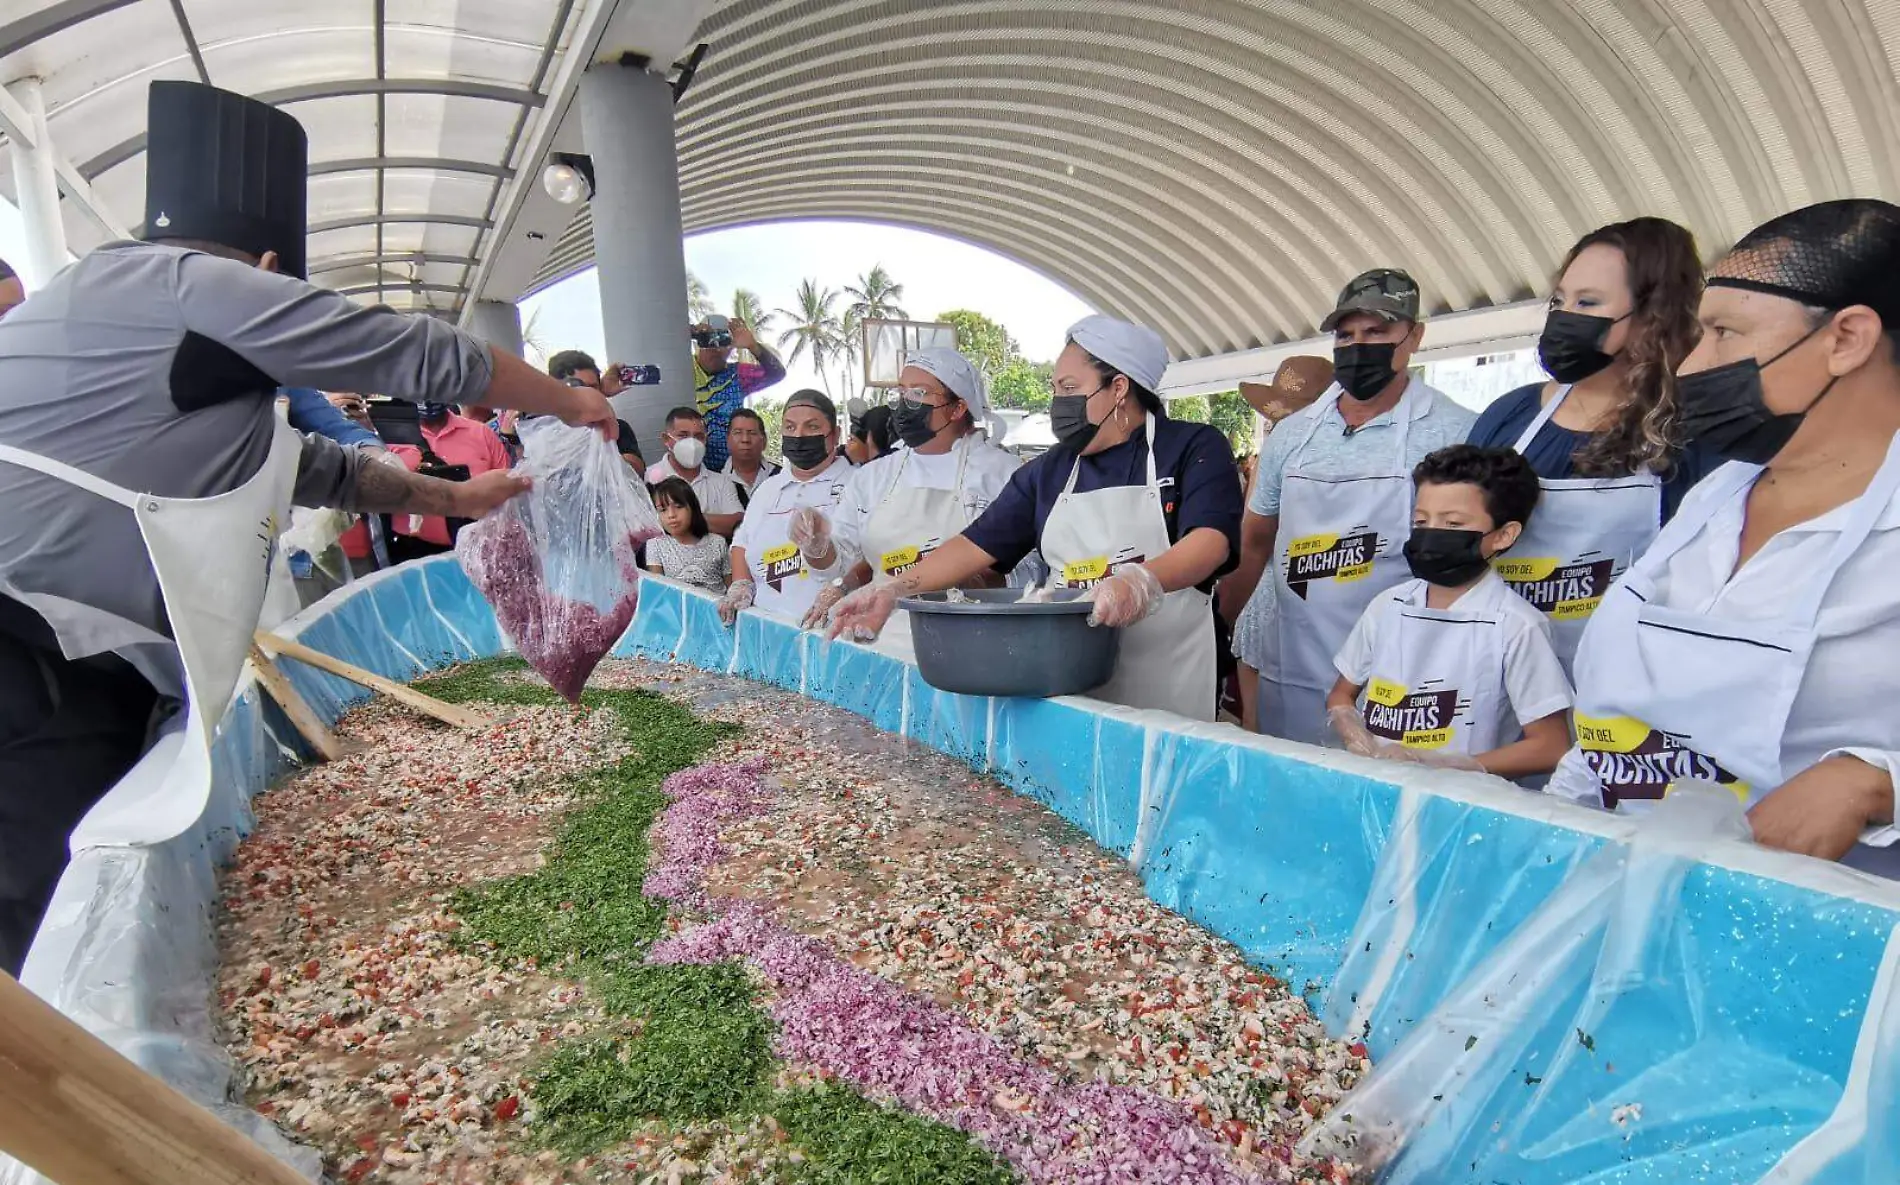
left=902, top=346, right=989, bottom=420
left=1064, top=314, right=1168, bottom=392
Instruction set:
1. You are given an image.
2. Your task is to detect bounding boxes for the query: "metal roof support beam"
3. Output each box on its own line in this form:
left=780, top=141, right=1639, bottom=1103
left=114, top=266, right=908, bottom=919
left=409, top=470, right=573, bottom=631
left=308, top=157, right=513, bottom=179
left=0, top=79, right=130, bottom=246
left=307, top=214, right=493, bottom=235
left=334, top=282, right=465, bottom=298
left=307, top=252, right=479, bottom=275
left=5, top=79, right=68, bottom=287
left=81, top=80, right=545, bottom=178
left=0, top=0, right=138, bottom=60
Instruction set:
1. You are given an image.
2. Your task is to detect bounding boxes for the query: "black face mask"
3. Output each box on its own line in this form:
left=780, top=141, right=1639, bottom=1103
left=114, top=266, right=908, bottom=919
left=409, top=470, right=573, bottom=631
left=1333, top=342, right=1400, bottom=400
left=891, top=399, right=945, bottom=450
left=1404, top=528, right=1492, bottom=587
left=1677, top=326, right=1836, bottom=465
left=781, top=433, right=832, bottom=471
left=1538, top=309, right=1625, bottom=384
left=1051, top=392, right=1102, bottom=450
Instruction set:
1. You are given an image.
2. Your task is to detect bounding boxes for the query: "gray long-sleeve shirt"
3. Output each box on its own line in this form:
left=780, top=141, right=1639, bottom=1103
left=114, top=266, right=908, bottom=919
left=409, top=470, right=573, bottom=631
left=0, top=240, right=495, bottom=662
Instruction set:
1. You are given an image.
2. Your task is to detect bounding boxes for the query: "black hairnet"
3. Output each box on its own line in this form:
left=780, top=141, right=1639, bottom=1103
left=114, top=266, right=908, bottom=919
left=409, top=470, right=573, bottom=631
left=1708, top=199, right=1900, bottom=329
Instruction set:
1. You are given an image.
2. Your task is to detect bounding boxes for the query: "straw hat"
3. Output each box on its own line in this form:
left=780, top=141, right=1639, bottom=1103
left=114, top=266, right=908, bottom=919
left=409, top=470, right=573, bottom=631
left=1240, top=355, right=1333, bottom=424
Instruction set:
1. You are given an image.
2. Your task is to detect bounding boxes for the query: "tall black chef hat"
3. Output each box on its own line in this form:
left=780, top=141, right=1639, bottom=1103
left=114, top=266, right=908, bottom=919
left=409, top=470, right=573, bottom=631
left=143, top=80, right=309, bottom=279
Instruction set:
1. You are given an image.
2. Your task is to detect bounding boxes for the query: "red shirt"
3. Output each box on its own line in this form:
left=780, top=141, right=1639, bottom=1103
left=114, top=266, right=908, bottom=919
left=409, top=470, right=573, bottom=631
left=390, top=415, right=512, bottom=545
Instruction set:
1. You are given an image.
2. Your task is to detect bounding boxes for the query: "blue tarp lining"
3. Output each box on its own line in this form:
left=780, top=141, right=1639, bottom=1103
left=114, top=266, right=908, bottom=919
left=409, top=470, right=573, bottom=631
left=9, top=559, right=1898, bottom=1185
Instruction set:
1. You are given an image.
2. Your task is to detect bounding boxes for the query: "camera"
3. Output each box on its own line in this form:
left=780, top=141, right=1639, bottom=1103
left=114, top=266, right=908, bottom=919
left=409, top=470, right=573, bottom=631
left=616, top=364, right=662, bottom=386
left=692, top=313, right=733, bottom=350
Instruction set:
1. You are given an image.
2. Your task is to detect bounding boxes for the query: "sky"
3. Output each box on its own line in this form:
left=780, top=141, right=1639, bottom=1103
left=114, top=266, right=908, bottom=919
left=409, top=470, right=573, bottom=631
left=521, top=220, right=1094, bottom=399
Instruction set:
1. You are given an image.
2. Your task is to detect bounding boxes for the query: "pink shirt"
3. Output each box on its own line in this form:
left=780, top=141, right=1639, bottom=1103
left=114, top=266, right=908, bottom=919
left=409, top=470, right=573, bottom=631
left=390, top=414, right=512, bottom=545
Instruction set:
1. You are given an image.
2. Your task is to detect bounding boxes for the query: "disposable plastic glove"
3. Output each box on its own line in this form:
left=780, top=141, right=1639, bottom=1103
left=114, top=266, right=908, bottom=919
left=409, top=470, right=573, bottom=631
left=801, top=579, right=848, bottom=631
left=1085, top=564, right=1164, bottom=628
left=1388, top=746, right=1486, bottom=773
left=789, top=506, right=832, bottom=550
left=1328, top=705, right=1382, bottom=758
left=825, top=584, right=900, bottom=642
left=717, top=579, right=756, bottom=626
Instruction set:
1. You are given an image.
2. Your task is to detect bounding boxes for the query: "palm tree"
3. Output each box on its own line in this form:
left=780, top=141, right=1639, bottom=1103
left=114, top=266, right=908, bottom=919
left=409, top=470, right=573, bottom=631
left=732, top=288, right=776, bottom=339
left=836, top=307, right=864, bottom=399
left=843, top=264, right=906, bottom=325
left=686, top=270, right=716, bottom=322
left=776, top=279, right=846, bottom=397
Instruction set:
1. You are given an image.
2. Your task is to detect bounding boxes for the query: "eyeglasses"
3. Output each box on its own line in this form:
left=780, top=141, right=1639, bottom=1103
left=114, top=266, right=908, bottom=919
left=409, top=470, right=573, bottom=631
left=895, top=386, right=952, bottom=409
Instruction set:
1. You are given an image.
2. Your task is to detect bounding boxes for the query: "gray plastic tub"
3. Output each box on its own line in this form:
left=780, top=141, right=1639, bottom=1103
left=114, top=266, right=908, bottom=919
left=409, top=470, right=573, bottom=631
left=899, top=588, right=1121, bottom=698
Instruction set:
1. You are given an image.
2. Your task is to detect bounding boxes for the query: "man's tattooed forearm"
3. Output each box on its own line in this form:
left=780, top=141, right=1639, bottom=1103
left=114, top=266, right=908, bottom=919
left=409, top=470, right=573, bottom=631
left=343, top=460, right=458, bottom=515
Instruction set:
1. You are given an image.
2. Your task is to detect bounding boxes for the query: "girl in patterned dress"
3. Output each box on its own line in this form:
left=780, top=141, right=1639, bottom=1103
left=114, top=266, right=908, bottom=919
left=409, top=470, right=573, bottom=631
left=647, top=477, right=731, bottom=593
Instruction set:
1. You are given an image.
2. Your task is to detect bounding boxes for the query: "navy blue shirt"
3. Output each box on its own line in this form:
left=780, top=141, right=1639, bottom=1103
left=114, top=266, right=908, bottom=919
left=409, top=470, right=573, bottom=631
left=1467, top=383, right=1722, bottom=522
left=963, top=413, right=1243, bottom=589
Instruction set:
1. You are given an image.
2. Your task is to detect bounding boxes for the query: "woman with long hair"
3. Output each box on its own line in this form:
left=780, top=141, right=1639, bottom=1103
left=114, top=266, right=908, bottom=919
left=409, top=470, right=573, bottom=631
left=1466, top=216, right=1714, bottom=671
left=1549, top=199, right=1900, bottom=870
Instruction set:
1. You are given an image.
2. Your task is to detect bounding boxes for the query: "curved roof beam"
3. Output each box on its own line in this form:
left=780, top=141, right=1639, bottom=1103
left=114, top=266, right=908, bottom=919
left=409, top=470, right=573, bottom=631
left=81, top=79, right=543, bottom=179
left=308, top=251, right=480, bottom=275
left=0, top=0, right=138, bottom=60
left=308, top=213, right=493, bottom=235
left=309, top=157, right=515, bottom=180
left=334, top=281, right=464, bottom=298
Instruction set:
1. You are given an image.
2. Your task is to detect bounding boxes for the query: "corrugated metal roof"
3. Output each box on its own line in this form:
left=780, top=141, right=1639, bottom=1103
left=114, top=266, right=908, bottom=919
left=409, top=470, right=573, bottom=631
left=1, top=1, right=1896, bottom=356
left=538, top=0, right=1900, bottom=356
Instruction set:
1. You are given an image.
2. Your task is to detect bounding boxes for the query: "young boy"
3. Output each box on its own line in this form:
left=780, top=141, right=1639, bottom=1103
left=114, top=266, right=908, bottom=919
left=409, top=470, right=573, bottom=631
left=1325, top=444, right=1572, bottom=782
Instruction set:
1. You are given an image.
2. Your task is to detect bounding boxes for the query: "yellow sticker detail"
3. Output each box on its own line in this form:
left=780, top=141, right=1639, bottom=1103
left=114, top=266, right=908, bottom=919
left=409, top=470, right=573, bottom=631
left=1574, top=714, right=1651, bottom=754
left=761, top=543, right=800, bottom=567
left=1287, top=534, right=1339, bottom=559
left=1552, top=596, right=1604, bottom=621
left=1366, top=678, right=1407, bottom=708
left=1492, top=556, right=1562, bottom=582
left=880, top=546, right=921, bottom=575
left=1401, top=728, right=1452, bottom=750
left=1335, top=561, right=1375, bottom=583
left=1063, top=556, right=1110, bottom=584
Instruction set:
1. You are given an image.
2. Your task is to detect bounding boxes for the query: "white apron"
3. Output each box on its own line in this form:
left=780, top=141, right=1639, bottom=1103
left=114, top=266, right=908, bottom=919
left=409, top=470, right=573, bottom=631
left=1560, top=435, right=1900, bottom=813
left=1494, top=385, right=1662, bottom=673
left=1261, top=383, right=1420, bottom=744
left=1042, top=414, right=1217, bottom=721
left=860, top=439, right=977, bottom=644
left=745, top=460, right=850, bottom=624
left=1358, top=575, right=1513, bottom=758
left=0, top=416, right=302, bottom=845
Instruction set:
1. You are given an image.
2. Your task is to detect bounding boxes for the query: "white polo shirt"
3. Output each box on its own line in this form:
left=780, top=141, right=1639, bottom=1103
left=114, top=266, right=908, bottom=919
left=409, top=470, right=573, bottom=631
left=644, top=454, right=744, bottom=516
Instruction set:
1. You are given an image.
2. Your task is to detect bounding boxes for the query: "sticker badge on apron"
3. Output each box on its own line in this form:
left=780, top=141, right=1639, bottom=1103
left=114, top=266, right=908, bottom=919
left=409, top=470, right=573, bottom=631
left=759, top=543, right=806, bottom=591
left=1362, top=678, right=1462, bottom=749
left=1498, top=385, right=1661, bottom=671
left=1574, top=714, right=1748, bottom=808
left=1283, top=530, right=1380, bottom=596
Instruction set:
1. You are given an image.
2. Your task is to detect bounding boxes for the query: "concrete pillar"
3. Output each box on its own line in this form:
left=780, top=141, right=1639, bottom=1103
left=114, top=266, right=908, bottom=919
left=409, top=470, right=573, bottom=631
left=6, top=79, right=67, bottom=289
left=468, top=299, right=525, bottom=358
left=577, top=62, right=692, bottom=454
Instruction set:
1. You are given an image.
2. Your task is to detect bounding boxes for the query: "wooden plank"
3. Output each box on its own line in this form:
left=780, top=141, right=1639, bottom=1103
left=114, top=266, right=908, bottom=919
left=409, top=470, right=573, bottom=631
left=253, top=631, right=494, bottom=730
left=248, top=645, right=344, bottom=762
left=0, top=971, right=309, bottom=1185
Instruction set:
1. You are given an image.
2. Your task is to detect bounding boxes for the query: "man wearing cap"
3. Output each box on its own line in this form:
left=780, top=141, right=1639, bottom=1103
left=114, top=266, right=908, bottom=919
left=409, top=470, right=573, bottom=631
left=802, top=347, right=1021, bottom=632
left=721, top=389, right=854, bottom=625
left=1219, top=268, right=1476, bottom=744
left=827, top=315, right=1245, bottom=722
left=0, top=81, right=615, bottom=974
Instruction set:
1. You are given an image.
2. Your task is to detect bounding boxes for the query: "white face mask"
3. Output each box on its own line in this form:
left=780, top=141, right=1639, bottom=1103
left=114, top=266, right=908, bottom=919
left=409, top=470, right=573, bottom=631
left=671, top=437, right=707, bottom=469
